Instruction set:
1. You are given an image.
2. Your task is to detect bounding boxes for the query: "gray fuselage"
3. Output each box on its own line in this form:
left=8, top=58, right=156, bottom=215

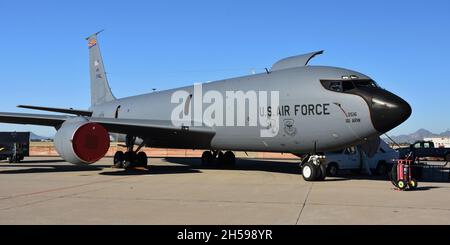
left=91, top=65, right=410, bottom=154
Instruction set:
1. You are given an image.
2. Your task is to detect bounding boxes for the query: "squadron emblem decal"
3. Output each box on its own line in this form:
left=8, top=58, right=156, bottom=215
left=283, top=119, right=297, bottom=136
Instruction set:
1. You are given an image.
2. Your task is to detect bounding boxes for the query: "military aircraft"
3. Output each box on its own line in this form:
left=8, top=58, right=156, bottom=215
left=0, top=31, right=411, bottom=181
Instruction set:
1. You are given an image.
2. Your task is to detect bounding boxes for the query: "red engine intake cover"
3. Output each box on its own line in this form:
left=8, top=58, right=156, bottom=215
left=72, top=123, right=110, bottom=163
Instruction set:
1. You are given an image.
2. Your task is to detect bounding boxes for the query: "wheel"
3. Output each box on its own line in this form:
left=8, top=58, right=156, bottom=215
left=136, top=152, right=148, bottom=167
left=217, top=151, right=225, bottom=164
left=397, top=180, right=408, bottom=191
left=408, top=179, right=418, bottom=190
left=316, top=164, right=327, bottom=181
left=123, top=152, right=136, bottom=170
left=113, top=151, right=125, bottom=168
left=223, top=151, right=236, bottom=167
left=201, top=151, right=214, bottom=166
left=390, top=163, right=398, bottom=187
left=302, top=162, right=318, bottom=182
left=326, top=163, right=339, bottom=177
left=376, top=162, right=388, bottom=176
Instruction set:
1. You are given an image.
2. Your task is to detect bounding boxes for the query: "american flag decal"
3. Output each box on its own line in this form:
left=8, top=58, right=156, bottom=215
left=88, top=39, right=97, bottom=49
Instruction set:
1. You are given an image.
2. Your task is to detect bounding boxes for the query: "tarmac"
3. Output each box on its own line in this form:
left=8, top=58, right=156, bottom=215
left=0, top=157, right=449, bottom=225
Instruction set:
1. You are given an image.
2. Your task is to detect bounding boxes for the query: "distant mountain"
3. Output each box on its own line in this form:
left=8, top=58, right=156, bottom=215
left=439, top=130, right=450, bottom=137
left=30, top=132, right=53, bottom=141
left=385, top=129, right=450, bottom=144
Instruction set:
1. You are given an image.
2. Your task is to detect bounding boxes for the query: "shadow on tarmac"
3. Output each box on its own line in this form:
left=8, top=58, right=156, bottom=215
left=160, top=158, right=379, bottom=182
left=0, top=159, right=66, bottom=164
left=0, top=158, right=108, bottom=174
left=0, top=157, right=448, bottom=186
left=100, top=165, right=202, bottom=176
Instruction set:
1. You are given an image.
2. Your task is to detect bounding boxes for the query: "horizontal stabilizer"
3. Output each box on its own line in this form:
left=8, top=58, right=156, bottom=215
left=0, top=112, right=69, bottom=127
left=18, top=105, right=93, bottom=117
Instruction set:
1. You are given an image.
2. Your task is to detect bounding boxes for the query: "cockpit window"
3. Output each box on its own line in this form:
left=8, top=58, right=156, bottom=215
left=354, top=80, right=379, bottom=89
left=329, top=81, right=342, bottom=92
left=342, top=81, right=355, bottom=91
left=321, top=79, right=378, bottom=93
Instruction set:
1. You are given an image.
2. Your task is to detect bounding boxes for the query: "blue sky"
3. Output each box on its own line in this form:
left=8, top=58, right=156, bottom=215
left=0, top=0, right=449, bottom=137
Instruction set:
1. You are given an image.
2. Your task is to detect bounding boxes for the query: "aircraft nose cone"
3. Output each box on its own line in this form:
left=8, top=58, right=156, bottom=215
left=370, top=91, right=412, bottom=133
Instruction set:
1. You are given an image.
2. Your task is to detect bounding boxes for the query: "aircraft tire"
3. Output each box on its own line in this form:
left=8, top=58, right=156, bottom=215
left=317, top=164, right=327, bottom=181
left=114, top=151, right=125, bottom=168
left=123, top=151, right=136, bottom=170
left=136, top=152, right=148, bottom=167
left=201, top=151, right=214, bottom=166
left=302, top=162, right=318, bottom=182
left=216, top=151, right=225, bottom=165
left=223, top=151, right=236, bottom=167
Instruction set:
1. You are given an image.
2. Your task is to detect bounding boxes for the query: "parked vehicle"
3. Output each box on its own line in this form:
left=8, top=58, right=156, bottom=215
left=0, top=132, right=30, bottom=163
left=399, top=141, right=450, bottom=161
left=325, top=140, right=399, bottom=177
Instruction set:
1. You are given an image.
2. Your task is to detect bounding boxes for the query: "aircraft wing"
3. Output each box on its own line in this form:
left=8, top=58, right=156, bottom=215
left=0, top=112, right=69, bottom=127
left=0, top=112, right=216, bottom=148
left=90, top=117, right=216, bottom=148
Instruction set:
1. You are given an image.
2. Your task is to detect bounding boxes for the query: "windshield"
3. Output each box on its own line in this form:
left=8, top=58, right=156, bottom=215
left=354, top=80, right=379, bottom=89
left=321, top=79, right=379, bottom=93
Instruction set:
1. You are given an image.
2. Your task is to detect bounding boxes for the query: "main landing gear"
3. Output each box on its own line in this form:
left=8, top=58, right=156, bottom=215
left=113, top=136, right=148, bottom=170
left=301, top=154, right=327, bottom=182
left=201, top=150, right=236, bottom=167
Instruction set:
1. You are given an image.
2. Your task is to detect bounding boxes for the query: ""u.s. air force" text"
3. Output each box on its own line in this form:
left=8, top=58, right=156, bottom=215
left=266, top=104, right=331, bottom=117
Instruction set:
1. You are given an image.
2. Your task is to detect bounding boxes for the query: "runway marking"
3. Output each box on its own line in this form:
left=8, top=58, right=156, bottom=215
left=296, top=183, right=314, bottom=225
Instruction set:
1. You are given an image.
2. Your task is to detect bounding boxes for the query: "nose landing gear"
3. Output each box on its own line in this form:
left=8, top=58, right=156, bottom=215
left=301, top=154, right=327, bottom=181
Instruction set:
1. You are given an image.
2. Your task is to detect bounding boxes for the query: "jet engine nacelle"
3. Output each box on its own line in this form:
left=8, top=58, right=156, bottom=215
left=54, top=117, right=110, bottom=165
